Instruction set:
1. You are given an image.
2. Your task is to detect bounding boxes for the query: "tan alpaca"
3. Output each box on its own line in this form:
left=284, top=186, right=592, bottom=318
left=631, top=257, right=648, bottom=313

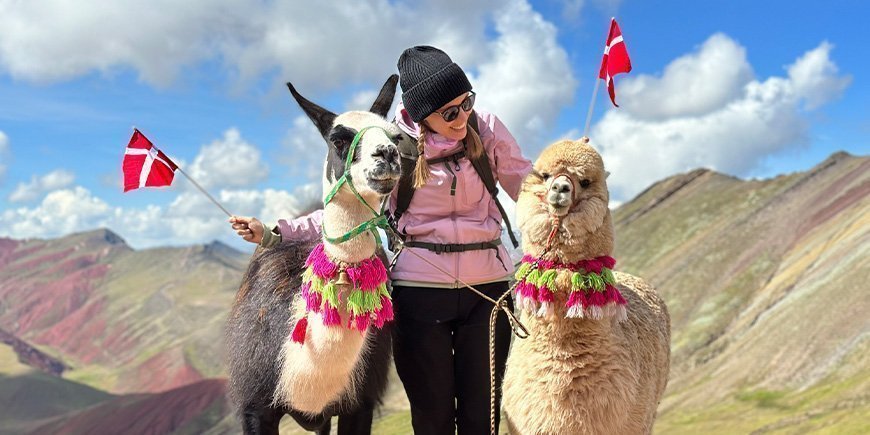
left=502, top=139, right=671, bottom=435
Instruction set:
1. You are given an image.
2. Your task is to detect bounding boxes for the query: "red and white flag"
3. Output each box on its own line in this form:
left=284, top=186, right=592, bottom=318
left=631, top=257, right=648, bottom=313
left=122, top=129, right=178, bottom=192
left=599, top=18, right=632, bottom=107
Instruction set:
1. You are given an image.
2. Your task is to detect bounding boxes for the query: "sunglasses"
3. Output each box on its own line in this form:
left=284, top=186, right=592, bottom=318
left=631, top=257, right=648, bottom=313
left=434, top=91, right=476, bottom=122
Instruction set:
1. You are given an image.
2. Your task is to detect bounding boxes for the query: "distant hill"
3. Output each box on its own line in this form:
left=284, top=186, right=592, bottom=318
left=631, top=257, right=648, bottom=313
left=0, top=151, right=866, bottom=434
left=0, top=229, right=248, bottom=394
left=613, top=151, right=869, bottom=433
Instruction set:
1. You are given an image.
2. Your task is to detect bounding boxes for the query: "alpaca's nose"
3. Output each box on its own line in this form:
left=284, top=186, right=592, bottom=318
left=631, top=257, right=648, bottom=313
left=547, top=175, right=574, bottom=212
left=550, top=177, right=572, bottom=194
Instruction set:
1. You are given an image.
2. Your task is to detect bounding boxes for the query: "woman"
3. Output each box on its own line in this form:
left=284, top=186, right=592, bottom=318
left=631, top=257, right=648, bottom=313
left=231, top=46, right=532, bottom=434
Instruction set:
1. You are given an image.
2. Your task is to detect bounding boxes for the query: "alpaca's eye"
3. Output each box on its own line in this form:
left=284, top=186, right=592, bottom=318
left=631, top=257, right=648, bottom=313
left=541, top=172, right=551, bottom=181
left=580, top=179, right=591, bottom=188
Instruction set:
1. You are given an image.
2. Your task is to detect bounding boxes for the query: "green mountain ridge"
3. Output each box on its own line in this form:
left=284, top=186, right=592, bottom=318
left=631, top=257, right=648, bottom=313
left=613, top=151, right=869, bottom=433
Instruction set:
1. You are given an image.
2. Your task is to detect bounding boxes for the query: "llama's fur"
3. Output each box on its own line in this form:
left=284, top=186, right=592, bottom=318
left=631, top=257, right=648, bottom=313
left=502, top=139, right=671, bottom=435
left=225, top=76, right=400, bottom=434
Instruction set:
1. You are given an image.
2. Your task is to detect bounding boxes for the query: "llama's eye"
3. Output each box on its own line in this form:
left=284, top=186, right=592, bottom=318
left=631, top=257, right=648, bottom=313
left=541, top=172, right=551, bottom=181
left=580, top=179, right=591, bottom=188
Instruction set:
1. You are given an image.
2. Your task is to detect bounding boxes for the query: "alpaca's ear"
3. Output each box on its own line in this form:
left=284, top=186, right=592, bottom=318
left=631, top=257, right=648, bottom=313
left=605, top=171, right=611, bottom=179
left=328, top=125, right=357, bottom=161
left=369, top=74, right=399, bottom=118
left=287, top=82, right=336, bottom=137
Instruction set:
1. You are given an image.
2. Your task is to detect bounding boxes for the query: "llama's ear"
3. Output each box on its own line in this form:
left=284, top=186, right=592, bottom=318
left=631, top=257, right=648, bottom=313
left=369, top=74, right=399, bottom=118
left=287, top=82, right=336, bottom=137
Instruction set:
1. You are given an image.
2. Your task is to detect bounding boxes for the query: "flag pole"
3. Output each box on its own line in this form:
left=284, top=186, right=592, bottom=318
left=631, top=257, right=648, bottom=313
left=132, top=126, right=233, bottom=218
left=582, top=78, right=601, bottom=139
left=175, top=166, right=233, bottom=217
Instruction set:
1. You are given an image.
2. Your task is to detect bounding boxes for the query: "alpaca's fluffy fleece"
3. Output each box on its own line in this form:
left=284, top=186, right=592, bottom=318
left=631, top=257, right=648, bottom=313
left=503, top=139, right=671, bottom=434
left=503, top=272, right=670, bottom=434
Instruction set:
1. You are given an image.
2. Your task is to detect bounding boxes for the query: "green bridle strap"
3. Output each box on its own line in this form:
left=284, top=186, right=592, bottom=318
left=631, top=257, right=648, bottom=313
left=322, top=126, right=392, bottom=245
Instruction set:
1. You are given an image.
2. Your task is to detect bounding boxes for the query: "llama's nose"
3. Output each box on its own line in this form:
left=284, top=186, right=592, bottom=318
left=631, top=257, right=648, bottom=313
left=547, top=175, right=573, bottom=211
left=374, top=144, right=398, bottom=165
left=373, top=144, right=400, bottom=175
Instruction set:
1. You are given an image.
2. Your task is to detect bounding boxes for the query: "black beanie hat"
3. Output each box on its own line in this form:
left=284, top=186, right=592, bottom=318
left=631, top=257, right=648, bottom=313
left=397, top=46, right=473, bottom=123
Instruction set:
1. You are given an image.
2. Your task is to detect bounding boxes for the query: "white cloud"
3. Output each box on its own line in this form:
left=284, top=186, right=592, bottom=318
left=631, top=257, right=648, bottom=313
left=0, top=131, right=8, bottom=180
left=591, top=36, right=850, bottom=202
left=0, top=0, right=572, bottom=156
left=187, top=128, right=269, bottom=190
left=473, top=0, right=577, bottom=150
left=9, top=169, right=76, bottom=203
left=1, top=187, right=110, bottom=238
left=787, top=41, right=851, bottom=110
left=618, top=34, right=754, bottom=120
left=0, top=183, right=311, bottom=249
left=281, top=116, right=328, bottom=181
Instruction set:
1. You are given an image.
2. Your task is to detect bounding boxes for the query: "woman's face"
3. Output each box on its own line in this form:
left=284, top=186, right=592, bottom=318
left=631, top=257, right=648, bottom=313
left=422, top=92, right=473, bottom=141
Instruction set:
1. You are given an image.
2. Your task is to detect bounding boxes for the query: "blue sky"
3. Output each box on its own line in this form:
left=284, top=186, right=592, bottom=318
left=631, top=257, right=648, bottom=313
left=0, top=0, right=867, bottom=250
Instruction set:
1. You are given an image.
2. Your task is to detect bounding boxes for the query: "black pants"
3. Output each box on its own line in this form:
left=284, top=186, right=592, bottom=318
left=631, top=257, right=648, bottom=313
left=392, top=281, right=513, bottom=435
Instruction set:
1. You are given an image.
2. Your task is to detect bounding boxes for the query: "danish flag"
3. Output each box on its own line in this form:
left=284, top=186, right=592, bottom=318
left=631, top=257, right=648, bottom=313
left=599, top=18, right=632, bottom=107
left=122, top=129, right=178, bottom=192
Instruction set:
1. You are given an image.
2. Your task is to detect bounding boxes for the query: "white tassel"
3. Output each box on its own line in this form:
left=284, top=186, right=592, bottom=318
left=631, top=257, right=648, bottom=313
left=566, top=305, right=585, bottom=319
left=536, top=302, right=554, bottom=318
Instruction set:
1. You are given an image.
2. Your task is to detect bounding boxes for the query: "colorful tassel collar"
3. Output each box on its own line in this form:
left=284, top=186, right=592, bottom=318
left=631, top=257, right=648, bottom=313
left=291, top=243, right=393, bottom=344
left=514, top=254, right=627, bottom=321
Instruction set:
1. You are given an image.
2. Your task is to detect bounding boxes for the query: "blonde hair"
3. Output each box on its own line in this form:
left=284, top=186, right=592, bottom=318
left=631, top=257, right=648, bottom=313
left=412, top=124, right=431, bottom=188
left=413, top=120, right=485, bottom=189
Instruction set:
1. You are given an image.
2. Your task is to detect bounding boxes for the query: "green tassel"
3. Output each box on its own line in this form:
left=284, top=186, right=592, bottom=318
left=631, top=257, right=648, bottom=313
left=515, top=262, right=532, bottom=280
left=602, top=268, right=616, bottom=285
left=589, top=273, right=605, bottom=292
left=322, top=282, right=339, bottom=307
left=378, top=283, right=390, bottom=297
left=302, top=268, right=313, bottom=283
left=525, top=269, right=541, bottom=285
left=539, top=269, right=558, bottom=289
left=310, top=275, right=325, bottom=293
left=346, top=290, right=363, bottom=315
left=571, top=272, right=584, bottom=290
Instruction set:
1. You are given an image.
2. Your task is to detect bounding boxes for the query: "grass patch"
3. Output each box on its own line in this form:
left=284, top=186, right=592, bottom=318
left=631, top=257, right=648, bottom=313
left=736, top=389, right=789, bottom=410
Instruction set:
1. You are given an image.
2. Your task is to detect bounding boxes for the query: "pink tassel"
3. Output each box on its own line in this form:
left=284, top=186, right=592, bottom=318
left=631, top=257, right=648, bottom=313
left=520, top=281, right=539, bottom=300
left=589, top=290, right=607, bottom=307
left=346, top=257, right=388, bottom=291
left=350, top=315, right=370, bottom=331
left=322, top=306, right=341, bottom=326
left=585, top=259, right=603, bottom=274
left=305, top=290, right=322, bottom=312
left=566, top=290, right=587, bottom=309
left=377, top=296, right=394, bottom=322
left=600, top=256, right=616, bottom=269
left=307, top=244, right=338, bottom=279
left=291, top=317, right=308, bottom=344
left=538, top=286, right=554, bottom=303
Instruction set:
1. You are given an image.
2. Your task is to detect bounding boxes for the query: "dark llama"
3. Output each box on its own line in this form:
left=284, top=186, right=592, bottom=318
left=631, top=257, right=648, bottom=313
left=225, top=75, right=402, bottom=435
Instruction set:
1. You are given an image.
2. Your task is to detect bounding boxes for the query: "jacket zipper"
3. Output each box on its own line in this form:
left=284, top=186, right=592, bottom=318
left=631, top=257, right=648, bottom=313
left=452, top=164, right=460, bottom=288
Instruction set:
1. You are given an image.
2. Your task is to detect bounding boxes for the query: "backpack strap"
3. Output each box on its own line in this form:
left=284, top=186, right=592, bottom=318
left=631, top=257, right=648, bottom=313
left=388, top=111, right=519, bottom=249
left=389, top=129, right=419, bottom=239
left=465, top=112, right=519, bottom=249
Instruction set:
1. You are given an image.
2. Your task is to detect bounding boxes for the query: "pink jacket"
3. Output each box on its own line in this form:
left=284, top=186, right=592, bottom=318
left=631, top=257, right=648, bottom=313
left=277, top=103, right=532, bottom=286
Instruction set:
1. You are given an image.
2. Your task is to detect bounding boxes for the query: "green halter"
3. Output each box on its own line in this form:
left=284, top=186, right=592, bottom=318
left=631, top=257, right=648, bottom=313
left=321, top=126, right=392, bottom=245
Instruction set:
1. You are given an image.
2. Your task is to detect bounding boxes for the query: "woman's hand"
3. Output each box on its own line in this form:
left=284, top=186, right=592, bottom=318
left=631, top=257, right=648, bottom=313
left=229, top=216, right=265, bottom=244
